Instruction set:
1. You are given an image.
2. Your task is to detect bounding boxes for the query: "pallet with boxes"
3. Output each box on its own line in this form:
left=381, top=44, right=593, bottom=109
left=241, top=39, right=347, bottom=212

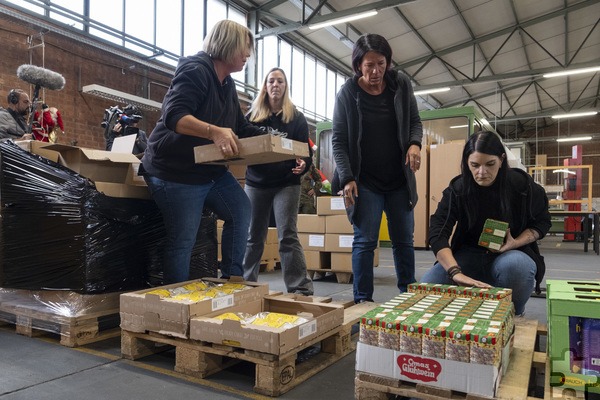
left=298, top=197, right=379, bottom=284
left=119, top=275, right=378, bottom=396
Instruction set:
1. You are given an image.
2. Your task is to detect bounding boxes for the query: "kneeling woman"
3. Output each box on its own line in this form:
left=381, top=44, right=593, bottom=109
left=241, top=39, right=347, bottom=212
left=421, top=131, right=551, bottom=315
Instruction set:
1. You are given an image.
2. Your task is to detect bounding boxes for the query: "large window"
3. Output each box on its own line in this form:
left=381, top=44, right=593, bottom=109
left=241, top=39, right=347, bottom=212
left=4, top=0, right=349, bottom=121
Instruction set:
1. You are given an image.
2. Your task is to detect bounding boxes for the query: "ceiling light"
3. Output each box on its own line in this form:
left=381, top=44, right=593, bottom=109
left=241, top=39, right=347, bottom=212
left=450, top=124, right=469, bottom=129
left=552, top=169, right=576, bottom=175
left=309, top=10, right=378, bottom=30
left=543, top=66, right=600, bottom=78
left=556, top=136, right=593, bottom=142
left=413, top=87, right=451, bottom=96
left=551, top=111, right=598, bottom=119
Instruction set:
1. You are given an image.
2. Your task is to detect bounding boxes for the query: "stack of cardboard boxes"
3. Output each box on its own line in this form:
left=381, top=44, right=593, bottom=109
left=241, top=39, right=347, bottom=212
left=297, top=196, right=379, bottom=282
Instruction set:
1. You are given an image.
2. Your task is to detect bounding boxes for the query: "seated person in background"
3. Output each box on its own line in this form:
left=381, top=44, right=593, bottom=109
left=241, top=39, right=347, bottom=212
left=420, top=131, right=551, bottom=316
left=0, top=89, right=33, bottom=141
left=104, top=104, right=147, bottom=158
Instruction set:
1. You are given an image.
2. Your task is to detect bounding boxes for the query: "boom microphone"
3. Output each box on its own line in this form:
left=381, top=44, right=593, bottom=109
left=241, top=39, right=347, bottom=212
left=17, top=64, right=65, bottom=90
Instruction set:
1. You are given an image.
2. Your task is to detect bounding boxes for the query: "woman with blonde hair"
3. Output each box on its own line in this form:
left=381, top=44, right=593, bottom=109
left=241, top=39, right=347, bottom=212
left=242, top=67, right=314, bottom=295
left=141, top=20, right=262, bottom=284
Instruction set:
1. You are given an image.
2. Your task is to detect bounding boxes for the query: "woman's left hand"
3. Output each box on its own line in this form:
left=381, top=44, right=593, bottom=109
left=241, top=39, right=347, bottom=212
left=498, top=229, right=516, bottom=253
left=292, top=158, right=306, bottom=175
left=405, top=144, right=421, bottom=172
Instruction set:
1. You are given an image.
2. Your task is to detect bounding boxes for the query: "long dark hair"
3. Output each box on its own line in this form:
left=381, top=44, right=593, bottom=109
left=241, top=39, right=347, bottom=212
left=461, top=131, right=510, bottom=229
left=351, top=34, right=396, bottom=82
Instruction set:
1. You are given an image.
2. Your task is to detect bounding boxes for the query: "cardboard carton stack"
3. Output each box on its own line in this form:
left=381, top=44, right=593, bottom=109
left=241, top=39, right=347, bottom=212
left=216, top=221, right=279, bottom=270
left=297, top=196, right=379, bottom=282
left=356, top=283, right=515, bottom=398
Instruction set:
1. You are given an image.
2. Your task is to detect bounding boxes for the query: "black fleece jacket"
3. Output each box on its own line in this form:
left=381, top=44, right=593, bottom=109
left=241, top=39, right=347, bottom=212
left=428, top=168, right=551, bottom=292
left=142, top=51, right=261, bottom=184
left=245, top=110, right=312, bottom=189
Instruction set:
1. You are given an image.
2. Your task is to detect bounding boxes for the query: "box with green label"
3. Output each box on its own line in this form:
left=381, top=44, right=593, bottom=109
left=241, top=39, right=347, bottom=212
left=546, top=280, right=600, bottom=395
left=478, top=219, right=508, bottom=251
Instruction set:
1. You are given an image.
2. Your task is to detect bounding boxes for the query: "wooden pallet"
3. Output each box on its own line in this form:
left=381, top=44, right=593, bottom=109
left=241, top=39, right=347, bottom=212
left=308, top=269, right=353, bottom=284
left=0, top=291, right=121, bottom=347
left=121, top=301, right=378, bottom=396
left=259, top=258, right=281, bottom=272
left=355, top=318, right=541, bottom=400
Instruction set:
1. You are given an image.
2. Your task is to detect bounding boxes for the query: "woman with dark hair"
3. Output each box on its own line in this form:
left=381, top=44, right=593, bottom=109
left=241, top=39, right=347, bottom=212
left=421, top=131, right=551, bottom=315
left=242, top=67, right=314, bottom=295
left=141, top=20, right=262, bottom=284
left=332, top=33, right=423, bottom=303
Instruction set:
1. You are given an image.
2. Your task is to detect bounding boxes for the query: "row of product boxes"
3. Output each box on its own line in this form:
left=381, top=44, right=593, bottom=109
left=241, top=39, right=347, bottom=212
left=119, top=277, right=344, bottom=355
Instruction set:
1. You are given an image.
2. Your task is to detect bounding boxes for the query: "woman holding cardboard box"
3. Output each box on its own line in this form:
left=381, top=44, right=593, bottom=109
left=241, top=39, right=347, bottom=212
left=332, top=34, right=423, bottom=304
left=242, top=67, right=314, bottom=296
left=421, top=131, right=551, bottom=316
left=140, top=20, right=262, bottom=284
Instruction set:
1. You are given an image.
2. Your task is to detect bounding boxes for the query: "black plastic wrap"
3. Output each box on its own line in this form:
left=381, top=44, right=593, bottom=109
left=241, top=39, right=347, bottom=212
left=0, top=141, right=217, bottom=293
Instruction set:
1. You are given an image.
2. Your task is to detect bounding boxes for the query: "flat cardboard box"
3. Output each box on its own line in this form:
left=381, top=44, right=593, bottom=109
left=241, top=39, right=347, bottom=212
left=42, top=143, right=149, bottom=199
left=356, top=338, right=512, bottom=398
left=298, top=233, right=326, bottom=251
left=317, top=197, right=346, bottom=216
left=194, top=134, right=309, bottom=166
left=325, top=215, right=354, bottom=234
left=325, top=233, right=354, bottom=252
left=119, top=277, right=269, bottom=338
left=297, top=214, right=326, bottom=233
left=189, top=296, right=344, bottom=355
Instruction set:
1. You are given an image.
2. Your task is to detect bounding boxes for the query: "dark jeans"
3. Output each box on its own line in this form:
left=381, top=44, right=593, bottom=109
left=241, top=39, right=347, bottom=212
left=352, top=184, right=415, bottom=302
left=144, top=172, right=250, bottom=283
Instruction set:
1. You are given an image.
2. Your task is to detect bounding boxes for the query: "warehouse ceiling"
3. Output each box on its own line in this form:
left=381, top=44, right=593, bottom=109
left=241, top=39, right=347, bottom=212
left=243, top=0, right=600, bottom=140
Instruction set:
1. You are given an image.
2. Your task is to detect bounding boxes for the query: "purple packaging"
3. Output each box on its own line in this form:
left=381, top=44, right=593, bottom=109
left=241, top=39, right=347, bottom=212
left=569, top=316, right=583, bottom=373
left=582, top=318, right=600, bottom=376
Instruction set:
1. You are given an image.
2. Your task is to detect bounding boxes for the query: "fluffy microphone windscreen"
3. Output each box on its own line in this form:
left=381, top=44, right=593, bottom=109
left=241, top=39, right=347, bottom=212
left=16, top=64, right=66, bottom=91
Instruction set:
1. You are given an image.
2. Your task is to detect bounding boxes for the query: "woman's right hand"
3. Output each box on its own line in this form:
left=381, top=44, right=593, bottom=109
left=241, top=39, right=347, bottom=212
left=452, top=273, right=491, bottom=288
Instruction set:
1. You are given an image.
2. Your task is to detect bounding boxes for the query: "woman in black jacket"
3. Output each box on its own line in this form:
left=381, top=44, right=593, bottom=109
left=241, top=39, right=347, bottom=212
left=421, top=131, right=551, bottom=315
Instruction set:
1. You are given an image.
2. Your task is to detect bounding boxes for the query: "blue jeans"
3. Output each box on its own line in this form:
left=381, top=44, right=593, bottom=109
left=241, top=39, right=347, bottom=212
left=420, top=246, right=536, bottom=315
left=243, top=185, right=313, bottom=295
left=352, top=184, right=415, bottom=303
left=144, top=172, right=250, bottom=284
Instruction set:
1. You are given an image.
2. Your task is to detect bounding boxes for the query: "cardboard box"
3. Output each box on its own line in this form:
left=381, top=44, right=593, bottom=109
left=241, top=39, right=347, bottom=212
left=325, top=233, right=354, bottom=252
left=429, top=142, right=464, bottom=219
left=356, top=339, right=512, bottom=398
left=119, top=277, right=269, bottom=338
left=414, top=145, right=429, bottom=248
left=298, top=233, right=326, bottom=251
left=297, top=214, right=326, bottom=233
left=325, top=215, right=354, bottom=234
left=189, top=296, right=344, bottom=354
left=331, top=248, right=378, bottom=270
left=266, top=227, right=278, bottom=244
left=43, top=143, right=149, bottom=199
left=304, top=250, right=331, bottom=269
left=317, top=196, right=346, bottom=215
left=194, top=134, right=309, bottom=166
left=546, top=280, right=600, bottom=395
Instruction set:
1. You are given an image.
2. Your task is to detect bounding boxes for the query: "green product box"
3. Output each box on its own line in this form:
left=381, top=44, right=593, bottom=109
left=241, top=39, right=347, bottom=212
left=478, top=219, right=508, bottom=250
left=547, top=280, right=600, bottom=395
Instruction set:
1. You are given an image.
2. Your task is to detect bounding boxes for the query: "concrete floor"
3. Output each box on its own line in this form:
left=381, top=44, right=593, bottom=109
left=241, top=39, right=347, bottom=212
left=0, top=235, right=598, bottom=400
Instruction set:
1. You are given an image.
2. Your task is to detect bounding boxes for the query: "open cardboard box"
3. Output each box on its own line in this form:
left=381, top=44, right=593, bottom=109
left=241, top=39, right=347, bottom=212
left=19, top=142, right=149, bottom=199
left=120, top=277, right=269, bottom=338
left=189, top=296, right=344, bottom=355
left=194, top=134, right=309, bottom=166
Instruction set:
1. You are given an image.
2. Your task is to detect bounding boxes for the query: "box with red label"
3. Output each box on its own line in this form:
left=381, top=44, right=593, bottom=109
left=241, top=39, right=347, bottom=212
left=189, top=296, right=344, bottom=355
left=356, top=337, right=513, bottom=398
left=120, top=277, right=268, bottom=338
